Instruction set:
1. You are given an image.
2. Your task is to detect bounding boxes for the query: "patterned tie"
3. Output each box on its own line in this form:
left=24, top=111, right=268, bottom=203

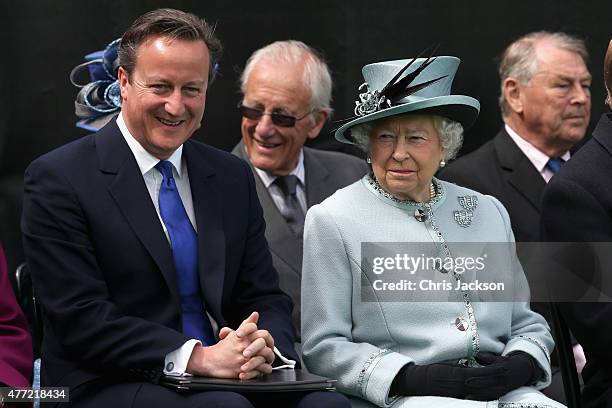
left=274, top=175, right=305, bottom=237
left=546, top=157, right=565, bottom=174
left=155, top=161, right=215, bottom=345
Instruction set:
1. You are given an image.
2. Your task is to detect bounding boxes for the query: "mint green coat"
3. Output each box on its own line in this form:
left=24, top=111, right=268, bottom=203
left=301, top=177, right=563, bottom=408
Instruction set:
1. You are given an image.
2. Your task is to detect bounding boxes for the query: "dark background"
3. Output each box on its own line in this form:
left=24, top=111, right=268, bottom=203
left=1, top=0, right=611, bottom=272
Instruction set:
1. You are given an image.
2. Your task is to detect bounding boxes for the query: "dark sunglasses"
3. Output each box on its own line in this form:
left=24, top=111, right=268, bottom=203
left=238, top=104, right=314, bottom=127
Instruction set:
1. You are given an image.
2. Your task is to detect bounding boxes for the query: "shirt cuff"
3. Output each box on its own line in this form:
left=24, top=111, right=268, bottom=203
left=164, top=339, right=201, bottom=377
left=272, top=346, right=296, bottom=370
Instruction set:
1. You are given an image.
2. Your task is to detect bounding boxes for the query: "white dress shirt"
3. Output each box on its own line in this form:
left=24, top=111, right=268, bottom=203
left=505, top=124, right=570, bottom=183
left=253, top=148, right=307, bottom=212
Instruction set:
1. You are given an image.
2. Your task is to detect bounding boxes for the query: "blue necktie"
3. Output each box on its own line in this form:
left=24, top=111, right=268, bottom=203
left=546, top=157, right=565, bottom=174
left=155, top=161, right=215, bottom=345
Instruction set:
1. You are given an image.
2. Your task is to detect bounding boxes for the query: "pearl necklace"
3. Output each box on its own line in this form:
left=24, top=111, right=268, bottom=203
left=368, top=175, right=440, bottom=205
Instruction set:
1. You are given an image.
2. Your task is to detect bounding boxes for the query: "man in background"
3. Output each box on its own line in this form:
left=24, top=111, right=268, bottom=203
left=440, top=31, right=592, bottom=401
left=541, top=38, right=612, bottom=408
left=233, top=40, right=367, bottom=340
left=440, top=31, right=591, bottom=242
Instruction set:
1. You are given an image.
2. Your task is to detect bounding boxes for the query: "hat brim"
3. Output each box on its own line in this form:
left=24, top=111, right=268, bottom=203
left=335, top=95, right=480, bottom=145
left=76, top=112, right=118, bottom=132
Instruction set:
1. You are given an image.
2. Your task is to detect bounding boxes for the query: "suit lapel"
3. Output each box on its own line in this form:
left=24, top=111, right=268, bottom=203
left=232, top=142, right=302, bottom=274
left=494, top=129, right=546, bottom=211
left=96, top=122, right=181, bottom=307
left=593, top=113, right=612, bottom=156
left=183, top=142, right=226, bottom=322
left=303, top=147, right=331, bottom=207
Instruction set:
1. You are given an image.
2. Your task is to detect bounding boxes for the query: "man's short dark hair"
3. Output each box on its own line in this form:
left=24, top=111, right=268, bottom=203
left=119, top=8, right=222, bottom=84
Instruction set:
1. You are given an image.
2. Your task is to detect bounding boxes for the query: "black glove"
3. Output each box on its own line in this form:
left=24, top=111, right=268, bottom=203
left=474, top=351, right=541, bottom=390
left=391, top=361, right=511, bottom=401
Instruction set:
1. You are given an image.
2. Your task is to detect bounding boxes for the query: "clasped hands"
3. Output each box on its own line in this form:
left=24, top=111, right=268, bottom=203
left=187, top=311, right=275, bottom=380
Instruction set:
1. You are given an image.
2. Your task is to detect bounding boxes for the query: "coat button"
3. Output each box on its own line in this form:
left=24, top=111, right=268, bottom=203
left=166, top=362, right=174, bottom=371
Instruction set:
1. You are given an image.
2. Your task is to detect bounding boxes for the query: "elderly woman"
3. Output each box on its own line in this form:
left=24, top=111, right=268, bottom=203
left=301, top=56, right=564, bottom=408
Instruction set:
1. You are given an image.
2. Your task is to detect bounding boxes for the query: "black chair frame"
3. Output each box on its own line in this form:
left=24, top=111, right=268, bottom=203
left=549, top=302, right=582, bottom=408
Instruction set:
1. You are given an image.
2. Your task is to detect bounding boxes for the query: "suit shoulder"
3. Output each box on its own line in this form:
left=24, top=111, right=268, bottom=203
left=306, top=147, right=362, bottom=162
left=187, top=139, right=248, bottom=168
left=305, top=147, right=367, bottom=174
left=438, top=139, right=500, bottom=190
left=306, top=147, right=365, bottom=166
left=27, top=135, right=96, bottom=174
left=443, top=139, right=496, bottom=172
left=558, top=136, right=608, bottom=183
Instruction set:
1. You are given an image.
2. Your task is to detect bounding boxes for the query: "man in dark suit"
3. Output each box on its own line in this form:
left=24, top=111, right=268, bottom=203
left=21, top=9, right=348, bottom=408
left=541, top=39, right=612, bottom=408
left=439, top=31, right=591, bottom=242
left=439, top=31, right=592, bottom=401
left=232, top=41, right=367, bottom=340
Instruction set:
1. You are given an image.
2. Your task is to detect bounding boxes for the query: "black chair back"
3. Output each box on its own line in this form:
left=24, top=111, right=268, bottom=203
left=15, top=263, right=42, bottom=358
left=549, top=302, right=582, bottom=408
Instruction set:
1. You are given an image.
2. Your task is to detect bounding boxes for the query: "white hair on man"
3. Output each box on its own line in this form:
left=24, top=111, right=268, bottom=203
left=498, top=31, right=588, bottom=116
left=240, top=40, right=333, bottom=113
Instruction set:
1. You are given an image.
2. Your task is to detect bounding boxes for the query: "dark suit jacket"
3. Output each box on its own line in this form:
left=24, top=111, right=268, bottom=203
left=21, top=121, right=298, bottom=405
left=438, top=127, right=546, bottom=242
left=232, top=142, right=367, bottom=340
left=0, top=243, right=33, bottom=387
left=541, top=113, right=612, bottom=408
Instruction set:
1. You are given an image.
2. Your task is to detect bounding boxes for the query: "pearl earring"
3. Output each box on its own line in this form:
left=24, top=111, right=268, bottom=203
left=366, top=156, right=372, bottom=164
left=439, top=160, right=446, bottom=168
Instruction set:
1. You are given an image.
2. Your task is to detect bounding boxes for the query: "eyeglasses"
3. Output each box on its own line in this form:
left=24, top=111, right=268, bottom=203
left=238, top=104, right=315, bottom=127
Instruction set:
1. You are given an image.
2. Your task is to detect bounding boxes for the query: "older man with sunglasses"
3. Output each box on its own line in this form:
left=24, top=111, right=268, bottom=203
left=232, top=41, right=367, bottom=341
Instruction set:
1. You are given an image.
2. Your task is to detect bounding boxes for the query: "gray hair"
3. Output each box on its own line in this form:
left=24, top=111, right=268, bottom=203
left=240, top=40, right=332, bottom=112
left=498, top=31, right=588, bottom=116
left=349, top=115, right=464, bottom=160
left=119, top=8, right=222, bottom=84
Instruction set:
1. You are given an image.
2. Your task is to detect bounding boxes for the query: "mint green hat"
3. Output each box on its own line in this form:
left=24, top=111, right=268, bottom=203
left=335, top=56, right=480, bottom=144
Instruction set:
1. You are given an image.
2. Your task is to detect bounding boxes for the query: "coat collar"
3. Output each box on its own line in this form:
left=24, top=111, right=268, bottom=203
left=303, top=147, right=330, bottom=207
left=593, top=113, right=612, bottom=156
left=231, top=141, right=303, bottom=274
left=494, top=127, right=546, bottom=210
left=182, top=142, right=225, bottom=322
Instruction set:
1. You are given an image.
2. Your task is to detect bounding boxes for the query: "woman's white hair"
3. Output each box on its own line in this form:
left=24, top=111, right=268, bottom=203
left=349, top=114, right=464, bottom=160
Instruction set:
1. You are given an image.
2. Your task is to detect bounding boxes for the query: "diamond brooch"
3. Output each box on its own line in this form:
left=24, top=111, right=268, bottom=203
left=453, top=195, right=478, bottom=228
